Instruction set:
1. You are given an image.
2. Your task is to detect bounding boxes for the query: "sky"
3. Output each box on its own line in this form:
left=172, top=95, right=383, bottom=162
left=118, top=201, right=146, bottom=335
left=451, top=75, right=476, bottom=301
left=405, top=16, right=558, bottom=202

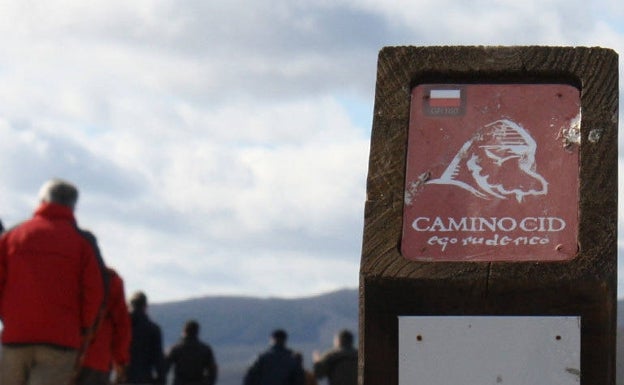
left=0, top=0, right=622, bottom=304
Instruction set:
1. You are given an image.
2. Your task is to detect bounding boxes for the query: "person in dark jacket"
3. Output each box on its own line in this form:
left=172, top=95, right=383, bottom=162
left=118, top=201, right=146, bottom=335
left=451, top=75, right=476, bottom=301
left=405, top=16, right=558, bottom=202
left=126, top=291, right=166, bottom=384
left=165, top=320, right=218, bottom=385
left=312, top=329, right=358, bottom=385
left=0, top=179, right=105, bottom=385
left=243, top=329, right=303, bottom=385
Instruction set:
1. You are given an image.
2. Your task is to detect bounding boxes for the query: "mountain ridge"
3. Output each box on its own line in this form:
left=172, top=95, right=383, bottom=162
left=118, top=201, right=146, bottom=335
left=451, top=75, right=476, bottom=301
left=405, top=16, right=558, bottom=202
left=148, top=288, right=359, bottom=385
left=131, top=290, right=624, bottom=385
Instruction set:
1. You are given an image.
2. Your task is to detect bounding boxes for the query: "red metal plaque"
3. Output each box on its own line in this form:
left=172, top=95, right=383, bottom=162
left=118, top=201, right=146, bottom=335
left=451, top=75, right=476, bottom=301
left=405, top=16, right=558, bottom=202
left=402, top=84, right=580, bottom=262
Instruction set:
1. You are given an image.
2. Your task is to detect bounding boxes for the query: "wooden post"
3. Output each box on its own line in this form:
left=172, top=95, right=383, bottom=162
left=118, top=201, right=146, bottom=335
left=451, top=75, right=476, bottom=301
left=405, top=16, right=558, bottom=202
left=359, top=46, right=618, bottom=385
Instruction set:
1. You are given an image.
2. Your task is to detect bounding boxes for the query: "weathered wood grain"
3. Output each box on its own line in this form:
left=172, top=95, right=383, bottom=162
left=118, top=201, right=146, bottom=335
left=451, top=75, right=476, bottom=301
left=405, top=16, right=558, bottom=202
left=360, top=46, right=618, bottom=385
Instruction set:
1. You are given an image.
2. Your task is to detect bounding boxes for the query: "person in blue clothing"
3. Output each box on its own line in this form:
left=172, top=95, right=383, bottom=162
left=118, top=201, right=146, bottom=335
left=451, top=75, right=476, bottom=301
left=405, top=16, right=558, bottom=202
left=126, top=291, right=166, bottom=384
left=243, top=329, right=304, bottom=385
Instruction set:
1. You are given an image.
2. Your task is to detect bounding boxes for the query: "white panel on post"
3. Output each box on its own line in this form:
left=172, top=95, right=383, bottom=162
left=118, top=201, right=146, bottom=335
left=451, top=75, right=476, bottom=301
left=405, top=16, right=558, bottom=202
left=398, top=316, right=580, bottom=385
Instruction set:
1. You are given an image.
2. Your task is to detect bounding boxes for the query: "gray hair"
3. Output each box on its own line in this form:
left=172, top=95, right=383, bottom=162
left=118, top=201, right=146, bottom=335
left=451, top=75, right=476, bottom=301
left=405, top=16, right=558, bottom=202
left=38, top=179, right=79, bottom=209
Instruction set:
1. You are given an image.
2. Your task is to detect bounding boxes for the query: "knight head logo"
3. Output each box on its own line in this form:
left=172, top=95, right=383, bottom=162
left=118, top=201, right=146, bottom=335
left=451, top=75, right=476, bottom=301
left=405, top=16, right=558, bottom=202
left=428, top=119, right=548, bottom=202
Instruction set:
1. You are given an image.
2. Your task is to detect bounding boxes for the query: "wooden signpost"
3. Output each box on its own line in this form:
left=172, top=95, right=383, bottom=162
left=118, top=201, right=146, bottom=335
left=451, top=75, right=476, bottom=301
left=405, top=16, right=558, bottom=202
left=359, top=46, right=618, bottom=385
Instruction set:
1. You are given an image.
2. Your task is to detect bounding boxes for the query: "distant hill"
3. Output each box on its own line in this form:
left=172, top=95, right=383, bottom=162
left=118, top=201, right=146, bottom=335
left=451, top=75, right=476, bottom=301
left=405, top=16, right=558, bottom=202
left=149, top=292, right=624, bottom=385
left=7, top=287, right=618, bottom=385
left=149, top=288, right=359, bottom=385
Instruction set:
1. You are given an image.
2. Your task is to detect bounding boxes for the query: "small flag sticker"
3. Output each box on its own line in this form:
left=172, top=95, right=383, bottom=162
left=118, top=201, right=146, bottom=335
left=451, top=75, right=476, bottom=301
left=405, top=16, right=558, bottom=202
left=423, top=86, right=465, bottom=116
left=429, top=89, right=461, bottom=107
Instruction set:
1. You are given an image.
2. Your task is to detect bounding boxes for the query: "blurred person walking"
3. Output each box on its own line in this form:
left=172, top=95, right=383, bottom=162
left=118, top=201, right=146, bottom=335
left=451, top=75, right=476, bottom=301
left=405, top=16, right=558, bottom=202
left=243, top=329, right=304, bottom=385
left=76, top=267, right=132, bottom=385
left=0, top=179, right=105, bottom=385
left=165, top=319, right=218, bottom=385
left=125, top=291, right=166, bottom=384
left=312, top=330, right=357, bottom=385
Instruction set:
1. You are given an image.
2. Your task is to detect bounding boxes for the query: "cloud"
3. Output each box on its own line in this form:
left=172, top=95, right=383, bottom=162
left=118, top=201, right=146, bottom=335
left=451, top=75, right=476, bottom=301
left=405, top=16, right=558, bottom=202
left=0, top=0, right=622, bottom=302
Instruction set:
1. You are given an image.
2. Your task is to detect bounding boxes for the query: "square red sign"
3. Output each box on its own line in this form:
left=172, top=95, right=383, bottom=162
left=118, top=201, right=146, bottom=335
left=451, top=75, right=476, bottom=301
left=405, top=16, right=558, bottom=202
left=401, top=84, right=580, bottom=262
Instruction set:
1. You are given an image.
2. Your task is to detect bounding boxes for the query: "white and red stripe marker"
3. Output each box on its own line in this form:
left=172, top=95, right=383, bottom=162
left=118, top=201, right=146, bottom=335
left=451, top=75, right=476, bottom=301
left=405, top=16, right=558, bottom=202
left=429, top=89, right=461, bottom=107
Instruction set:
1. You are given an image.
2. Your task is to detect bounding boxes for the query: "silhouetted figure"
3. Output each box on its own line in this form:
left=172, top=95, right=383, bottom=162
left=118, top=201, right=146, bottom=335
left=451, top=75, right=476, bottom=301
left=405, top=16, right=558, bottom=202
left=126, top=291, right=166, bottom=384
left=165, top=319, right=218, bottom=385
left=0, top=218, right=4, bottom=233
left=243, top=329, right=304, bottom=385
left=0, top=179, right=105, bottom=385
left=77, top=267, right=132, bottom=385
left=313, top=330, right=358, bottom=385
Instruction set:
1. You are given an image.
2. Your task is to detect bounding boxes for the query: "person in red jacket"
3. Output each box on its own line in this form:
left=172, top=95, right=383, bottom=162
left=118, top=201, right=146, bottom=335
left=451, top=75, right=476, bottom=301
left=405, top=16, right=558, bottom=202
left=0, top=178, right=105, bottom=385
left=76, top=267, right=132, bottom=385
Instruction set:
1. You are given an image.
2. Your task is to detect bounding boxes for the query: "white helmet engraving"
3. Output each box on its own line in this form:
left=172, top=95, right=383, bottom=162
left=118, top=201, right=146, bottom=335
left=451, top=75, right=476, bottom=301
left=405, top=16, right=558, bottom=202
left=427, top=119, right=548, bottom=202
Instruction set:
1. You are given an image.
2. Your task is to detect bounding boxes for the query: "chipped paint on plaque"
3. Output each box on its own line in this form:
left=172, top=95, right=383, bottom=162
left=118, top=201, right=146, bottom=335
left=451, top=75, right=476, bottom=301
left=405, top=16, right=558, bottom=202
left=562, top=112, right=581, bottom=149
left=405, top=171, right=431, bottom=205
